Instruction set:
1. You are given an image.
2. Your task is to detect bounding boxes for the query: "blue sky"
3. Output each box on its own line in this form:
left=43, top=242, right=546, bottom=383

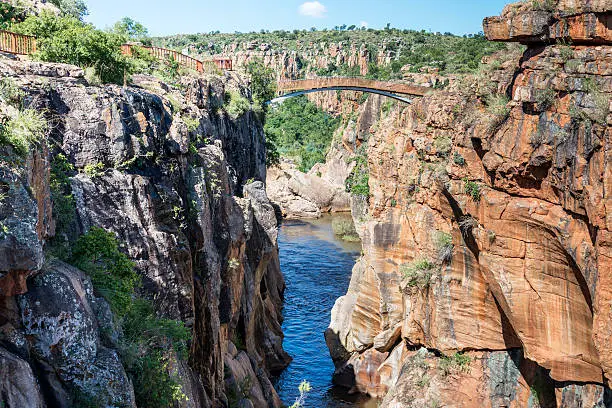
left=85, top=0, right=511, bottom=37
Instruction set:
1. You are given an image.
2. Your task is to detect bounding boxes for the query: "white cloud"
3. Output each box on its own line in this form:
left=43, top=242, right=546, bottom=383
left=360, top=21, right=369, bottom=28
left=298, top=1, right=328, bottom=18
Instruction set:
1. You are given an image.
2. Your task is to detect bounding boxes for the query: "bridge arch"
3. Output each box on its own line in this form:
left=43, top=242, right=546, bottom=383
left=271, top=77, right=430, bottom=104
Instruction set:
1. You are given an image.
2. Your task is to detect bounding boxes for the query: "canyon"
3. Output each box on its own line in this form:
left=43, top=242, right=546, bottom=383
left=0, top=0, right=610, bottom=407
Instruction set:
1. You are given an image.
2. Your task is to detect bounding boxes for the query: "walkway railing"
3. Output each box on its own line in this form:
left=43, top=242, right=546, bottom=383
left=277, top=77, right=430, bottom=97
left=0, top=30, right=36, bottom=55
left=121, top=44, right=232, bottom=73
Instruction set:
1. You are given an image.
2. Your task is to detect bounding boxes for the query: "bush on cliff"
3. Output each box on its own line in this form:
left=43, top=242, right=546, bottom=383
left=345, top=145, right=370, bottom=197
left=0, top=108, right=48, bottom=157
left=70, top=227, right=190, bottom=408
left=246, top=58, right=276, bottom=111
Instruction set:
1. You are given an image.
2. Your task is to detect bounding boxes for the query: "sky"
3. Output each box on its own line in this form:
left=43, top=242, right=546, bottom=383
left=85, top=0, right=511, bottom=37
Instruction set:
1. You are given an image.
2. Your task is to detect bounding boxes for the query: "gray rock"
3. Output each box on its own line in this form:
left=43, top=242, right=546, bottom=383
left=0, top=346, right=45, bottom=408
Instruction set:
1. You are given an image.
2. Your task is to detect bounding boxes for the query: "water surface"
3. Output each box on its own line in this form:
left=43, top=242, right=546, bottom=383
left=274, top=215, right=376, bottom=408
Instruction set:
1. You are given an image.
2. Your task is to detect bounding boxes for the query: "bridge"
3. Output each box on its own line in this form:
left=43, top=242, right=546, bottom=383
left=273, top=77, right=431, bottom=104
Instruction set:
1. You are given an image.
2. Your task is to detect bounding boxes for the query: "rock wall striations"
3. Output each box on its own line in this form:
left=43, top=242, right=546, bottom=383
left=0, top=60, right=289, bottom=407
left=326, top=1, right=612, bottom=407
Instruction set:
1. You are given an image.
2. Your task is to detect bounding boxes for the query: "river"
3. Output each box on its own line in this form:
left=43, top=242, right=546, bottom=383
left=273, top=215, right=377, bottom=408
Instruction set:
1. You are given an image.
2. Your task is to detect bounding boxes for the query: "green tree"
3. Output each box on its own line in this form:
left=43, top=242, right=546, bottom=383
left=264, top=96, right=340, bottom=171
left=112, top=17, right=149, bottom=42
left=13, top=11, right=129, bottom=84
left=246, top=58, right=276, bottom=110
left=49, top=0, right=88, bottom=19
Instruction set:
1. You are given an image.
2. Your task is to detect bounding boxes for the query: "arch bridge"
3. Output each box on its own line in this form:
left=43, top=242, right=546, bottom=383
left=273, top=77, right=431, bottom=104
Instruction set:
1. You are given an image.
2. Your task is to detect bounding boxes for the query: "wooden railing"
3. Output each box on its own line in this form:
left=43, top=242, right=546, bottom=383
left=121, top=44, right=232, bottom=73
left=0, top=30, right=36, bottom=55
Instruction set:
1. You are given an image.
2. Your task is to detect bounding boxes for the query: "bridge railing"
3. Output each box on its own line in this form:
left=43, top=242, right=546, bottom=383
left=121, top=44, right=232, bottom=73
left=277, top=77, right=430, bottom=97
left=0, top=30, right=36, bottom=55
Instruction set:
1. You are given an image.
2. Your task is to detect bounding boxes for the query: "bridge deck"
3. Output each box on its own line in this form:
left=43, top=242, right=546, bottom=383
left=277, top=77, right=430, bottom=97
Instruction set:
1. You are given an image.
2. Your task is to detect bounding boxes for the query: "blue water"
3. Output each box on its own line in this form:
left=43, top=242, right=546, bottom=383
left=274, top=216, right=376, bottom=408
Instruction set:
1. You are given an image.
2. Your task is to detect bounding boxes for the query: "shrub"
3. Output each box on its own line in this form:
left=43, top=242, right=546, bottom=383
left=289, top=380, right=312, bottom=408
left=346, top=147, right=370, bottom=197
left=84, top=162, right=105, bottom=178
left=48, top=0, right=88, bottom=19
left=531, top=0, right=556, bottom=11
left=13, top=12, right=130, bottom=84
left=463, top=178, right=481, bottom=202
left=225, top=90, right=251, bottom=119
left=453, top=152, right=466, bottom=166
left=155, top=55, right=181, bottom=86
left=535, top=88, right=555, bottom=111
left=70, top=228, right=190, bottom=408
left=485, top=93, right=510, bottom=130
left=183, top=116, right=200, bottom=132
left=433, top=135, right=452, bottom=157
left=0, top=78, right=24, bottom=107
left=400, top=259, right=435, bottom=289
left=435, top=232, right=453, bottom=263
left=331, top=217, right=360, bottom=242
left=70, top=227, right=139, bottom=317
left=48, top=154, right=76, bottom=257
left=439, top=352, right=471, bottom=376
left=0, top=108, right=48, bottom=157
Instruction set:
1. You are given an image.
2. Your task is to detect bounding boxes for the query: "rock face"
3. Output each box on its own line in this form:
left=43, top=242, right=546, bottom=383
left=0, top=59, right=289, bottom=407
left=266, top=159, right=351, bottom=219
left=326, top=1, right=612, bottom=406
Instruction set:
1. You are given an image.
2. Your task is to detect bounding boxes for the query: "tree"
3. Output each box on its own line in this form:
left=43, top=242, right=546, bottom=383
left=246, top=58, right=276, bottom=110
left=13, top=11, right=129, bottom=84
left=112, top=17, right=149, bottom=42
left=49, top=0, right=88, bottom=19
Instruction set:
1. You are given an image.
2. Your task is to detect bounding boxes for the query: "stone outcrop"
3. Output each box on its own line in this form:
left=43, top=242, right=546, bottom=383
left=326, top=1, right=612, bottom=406
left=266, top=158, right=351, bottom=219
left=0, top=59, right=289, bottom=407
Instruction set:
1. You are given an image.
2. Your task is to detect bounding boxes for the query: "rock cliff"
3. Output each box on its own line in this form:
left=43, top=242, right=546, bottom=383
left=326, top=1, right=612, bottom=407
left=0, top=59, right=289, bottom=407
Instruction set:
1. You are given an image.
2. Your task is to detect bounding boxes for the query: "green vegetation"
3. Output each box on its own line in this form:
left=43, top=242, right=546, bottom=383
left=71, top=227, right=139, bottom=317
left=289, top=380, right=312, bottom=408
left=224, top=90, right=251, bottom=119
left=463, top=178, right=481, bottom=202
left=433, top=134, right=452, bottom=157
left=6, top=6, right=180, bottom=85
left=84, top=162, right=105, bottom=178
left=485, top=93, right=510, bottom=130
left=48, top=154, right=76, bottom=257
left=345, top=145, right=370, bottom=197
left=246, top=58, right=276, bottom=111
left=453, top=152, right=466, bottom=166
left=439, top=352, right=471, bottom=376
left=535, top=88, right=555, bottom=111
left=12, top=12, right=130, bottom=84
left=155, top=29, right=506, bottom=78
left=331, top=217, right=360, bottom=242
left=400, top=259, right=435, bottom=289
left=435, top=232, right=453, bottom=263
left=264, top=96, right=340, bottom=172
left=0, top=78, right=24, bottom=107
left=0, top=108, right=48, bottom=157
left=69, top=227, right=189, bottom=408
